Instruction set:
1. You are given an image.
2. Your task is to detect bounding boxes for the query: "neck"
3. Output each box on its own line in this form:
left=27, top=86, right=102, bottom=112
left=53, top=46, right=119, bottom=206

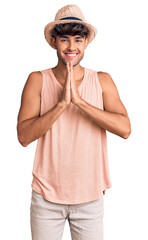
left=53, top=60, right=84, bottom=81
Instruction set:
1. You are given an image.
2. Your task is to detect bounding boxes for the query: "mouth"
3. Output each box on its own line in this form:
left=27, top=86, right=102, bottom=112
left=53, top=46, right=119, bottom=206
left=64, top=52, right=78, bottom=60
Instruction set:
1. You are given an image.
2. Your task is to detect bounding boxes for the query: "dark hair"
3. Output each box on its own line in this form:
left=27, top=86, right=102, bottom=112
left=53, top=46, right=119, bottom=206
left=51, top=22, right=89, bottom=40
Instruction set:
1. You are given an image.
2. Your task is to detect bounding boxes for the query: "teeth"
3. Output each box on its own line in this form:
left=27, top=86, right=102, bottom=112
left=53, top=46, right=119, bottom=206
left=65, top=53, right=77, bottom=56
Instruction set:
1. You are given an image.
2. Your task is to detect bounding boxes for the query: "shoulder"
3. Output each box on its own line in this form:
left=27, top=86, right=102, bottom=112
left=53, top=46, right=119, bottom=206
left=27, top=71, right=42, bottom=82
left=97, top=71, right=117, bottom=96
left=25, top=71, right=43, bottom=96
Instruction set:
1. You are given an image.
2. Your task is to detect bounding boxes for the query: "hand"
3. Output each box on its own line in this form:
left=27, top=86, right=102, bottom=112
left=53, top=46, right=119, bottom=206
left=59, top=63, right=71, bottom=107
left=68, top=62, right=82, bottom=105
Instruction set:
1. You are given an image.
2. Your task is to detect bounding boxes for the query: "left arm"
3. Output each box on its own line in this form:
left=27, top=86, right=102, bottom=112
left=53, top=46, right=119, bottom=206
left=74, top=72, right=131, bottom=139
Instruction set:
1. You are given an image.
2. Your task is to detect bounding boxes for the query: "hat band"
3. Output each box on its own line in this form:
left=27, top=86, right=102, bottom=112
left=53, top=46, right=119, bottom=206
left=60, top=17, right=82, bottom=21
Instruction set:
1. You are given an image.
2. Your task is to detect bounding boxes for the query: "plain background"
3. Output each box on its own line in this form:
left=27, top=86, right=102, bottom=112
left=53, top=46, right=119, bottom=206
left=0, top=0, right=148, bottom=239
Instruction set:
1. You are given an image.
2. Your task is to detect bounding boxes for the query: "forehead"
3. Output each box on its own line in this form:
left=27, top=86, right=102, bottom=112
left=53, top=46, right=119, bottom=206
left=59, top=35, right=84, bottom=39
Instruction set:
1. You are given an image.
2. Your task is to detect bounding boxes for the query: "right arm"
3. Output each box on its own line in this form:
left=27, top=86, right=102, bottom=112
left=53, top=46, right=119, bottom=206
left=16, top=71, right=70, bottom=147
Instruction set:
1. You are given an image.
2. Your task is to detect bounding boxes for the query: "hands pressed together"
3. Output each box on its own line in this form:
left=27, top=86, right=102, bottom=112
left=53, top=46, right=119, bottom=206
left=60, top=62, right=82, bottom=107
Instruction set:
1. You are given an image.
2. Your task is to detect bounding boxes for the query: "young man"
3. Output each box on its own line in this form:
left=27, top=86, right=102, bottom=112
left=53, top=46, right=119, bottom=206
left=17, top=4, right=131, bottom=240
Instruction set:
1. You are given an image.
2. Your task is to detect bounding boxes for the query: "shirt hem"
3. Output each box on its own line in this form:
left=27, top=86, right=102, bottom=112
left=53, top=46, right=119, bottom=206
left=31, top=183, right=112, bottom=205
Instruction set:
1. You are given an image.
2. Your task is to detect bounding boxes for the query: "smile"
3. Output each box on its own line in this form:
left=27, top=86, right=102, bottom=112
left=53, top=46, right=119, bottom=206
left=65, top=53, right=78, bottom=59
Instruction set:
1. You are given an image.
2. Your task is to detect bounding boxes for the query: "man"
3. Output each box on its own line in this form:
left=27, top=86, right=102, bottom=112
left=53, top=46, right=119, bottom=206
left=17, top=4, right=131, bottom=240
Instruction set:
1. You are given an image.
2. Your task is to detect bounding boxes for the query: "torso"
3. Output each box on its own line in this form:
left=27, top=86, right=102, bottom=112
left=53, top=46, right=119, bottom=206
left=51, top=67, right=85, bottom=89
left=36, top=70, right=106, bottom=99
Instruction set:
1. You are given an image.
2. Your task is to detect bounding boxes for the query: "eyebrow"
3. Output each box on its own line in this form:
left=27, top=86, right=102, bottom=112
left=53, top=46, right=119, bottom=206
left=59, top=35, right=83, bottom=39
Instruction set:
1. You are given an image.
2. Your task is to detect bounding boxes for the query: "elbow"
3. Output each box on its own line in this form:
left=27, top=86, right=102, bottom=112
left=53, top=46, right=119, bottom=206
left=17, top=124, right=29, bottom=147
left=122, top=126, right=132, bottom=139
left=123, top=132, right=131, bottom=139
left=121, top=116, right=132, bottom=139
left=20, top=141, right=29, bottom=147
left=17, top=134, right=29, bottom=147
left=18, top=138, right=29, bottom=147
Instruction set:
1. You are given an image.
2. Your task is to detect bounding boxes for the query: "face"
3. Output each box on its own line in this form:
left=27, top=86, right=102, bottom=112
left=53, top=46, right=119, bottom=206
left=51, top=34, right=89, bottom=67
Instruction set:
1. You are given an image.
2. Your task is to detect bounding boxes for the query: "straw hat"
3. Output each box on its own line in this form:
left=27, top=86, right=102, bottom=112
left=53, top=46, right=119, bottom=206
left=44, top=4, right=97, bottom=48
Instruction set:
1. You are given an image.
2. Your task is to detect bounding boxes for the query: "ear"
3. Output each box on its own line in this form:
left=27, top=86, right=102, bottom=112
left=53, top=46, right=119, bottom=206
left=84, top=37, right=89, bottom=49
left=51, top=37, right=57, bottom=49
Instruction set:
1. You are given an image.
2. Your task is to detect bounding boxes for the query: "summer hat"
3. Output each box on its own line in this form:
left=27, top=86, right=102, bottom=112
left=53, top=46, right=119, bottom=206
left=44, top=4, right=97, bottom=48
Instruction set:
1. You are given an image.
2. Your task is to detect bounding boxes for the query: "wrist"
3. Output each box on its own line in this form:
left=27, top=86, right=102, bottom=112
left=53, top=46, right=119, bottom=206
left=73, top=97, right=84, bottom=107
left=58, top=101, right=69, bottom=109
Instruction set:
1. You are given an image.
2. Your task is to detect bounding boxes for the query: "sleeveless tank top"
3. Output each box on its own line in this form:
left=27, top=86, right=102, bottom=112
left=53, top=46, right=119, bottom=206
left=31, top=67, right=112, bottom=204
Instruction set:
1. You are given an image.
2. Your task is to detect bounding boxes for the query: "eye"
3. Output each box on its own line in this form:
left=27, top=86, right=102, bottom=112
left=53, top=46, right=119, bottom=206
left=61, top=39, right=67, bottom=42
left=76, top=40, right=82, bottom=42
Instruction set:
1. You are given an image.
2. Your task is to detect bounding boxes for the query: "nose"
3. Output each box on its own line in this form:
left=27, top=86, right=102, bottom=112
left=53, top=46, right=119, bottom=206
left=67, top=40, right=76, bottom=51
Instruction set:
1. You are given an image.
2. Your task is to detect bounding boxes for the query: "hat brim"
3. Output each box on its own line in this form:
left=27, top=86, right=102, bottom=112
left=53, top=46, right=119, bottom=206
left=44, top=20, right=97, bottom=48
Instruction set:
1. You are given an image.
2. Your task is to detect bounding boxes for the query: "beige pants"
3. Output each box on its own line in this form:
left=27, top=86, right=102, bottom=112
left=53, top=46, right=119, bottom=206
left=30, top=189, right=104, bottom=240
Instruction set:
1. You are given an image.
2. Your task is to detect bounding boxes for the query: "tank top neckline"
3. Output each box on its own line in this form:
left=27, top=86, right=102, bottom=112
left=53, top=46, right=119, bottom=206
left=49, top=67, right=87, bottom=91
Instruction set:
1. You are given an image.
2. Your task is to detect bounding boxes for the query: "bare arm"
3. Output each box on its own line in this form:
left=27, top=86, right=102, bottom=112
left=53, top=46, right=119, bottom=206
left=17, top=71, right=68, bottom=147
left=74, top=72, right=131, bottom=139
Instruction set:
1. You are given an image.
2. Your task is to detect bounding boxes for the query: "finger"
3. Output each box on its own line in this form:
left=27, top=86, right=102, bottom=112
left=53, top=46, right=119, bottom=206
left=66, top=62, right=69, bottom=72
left=70, top=62, right=73, bottom=80
left=70, top=62, right=74, bottom=80
left=66, top=63, right=71, bottom=82
left=70, top=62, right=73, bottom=73
left=70, top=62, right=72, bottom=72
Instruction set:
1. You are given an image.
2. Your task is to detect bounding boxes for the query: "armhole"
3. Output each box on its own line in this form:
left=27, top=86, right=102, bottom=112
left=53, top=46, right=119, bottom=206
left=39, top=70, right=44, bottom=97
left=39, top=70, right=44, bottom=116
left=96, top=71, right=105, bottom=110
left=96, top=71, right=103, bottom=97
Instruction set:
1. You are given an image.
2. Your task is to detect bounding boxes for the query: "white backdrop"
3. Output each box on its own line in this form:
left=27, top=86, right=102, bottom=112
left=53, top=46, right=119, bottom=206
left=0, top=0, right=148, bottom=239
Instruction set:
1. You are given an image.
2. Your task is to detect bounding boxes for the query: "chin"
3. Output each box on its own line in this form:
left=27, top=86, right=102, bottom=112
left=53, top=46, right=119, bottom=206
left=62, top=59, right=80, bottom=67
left=73, top=62, right=80, bottom=67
